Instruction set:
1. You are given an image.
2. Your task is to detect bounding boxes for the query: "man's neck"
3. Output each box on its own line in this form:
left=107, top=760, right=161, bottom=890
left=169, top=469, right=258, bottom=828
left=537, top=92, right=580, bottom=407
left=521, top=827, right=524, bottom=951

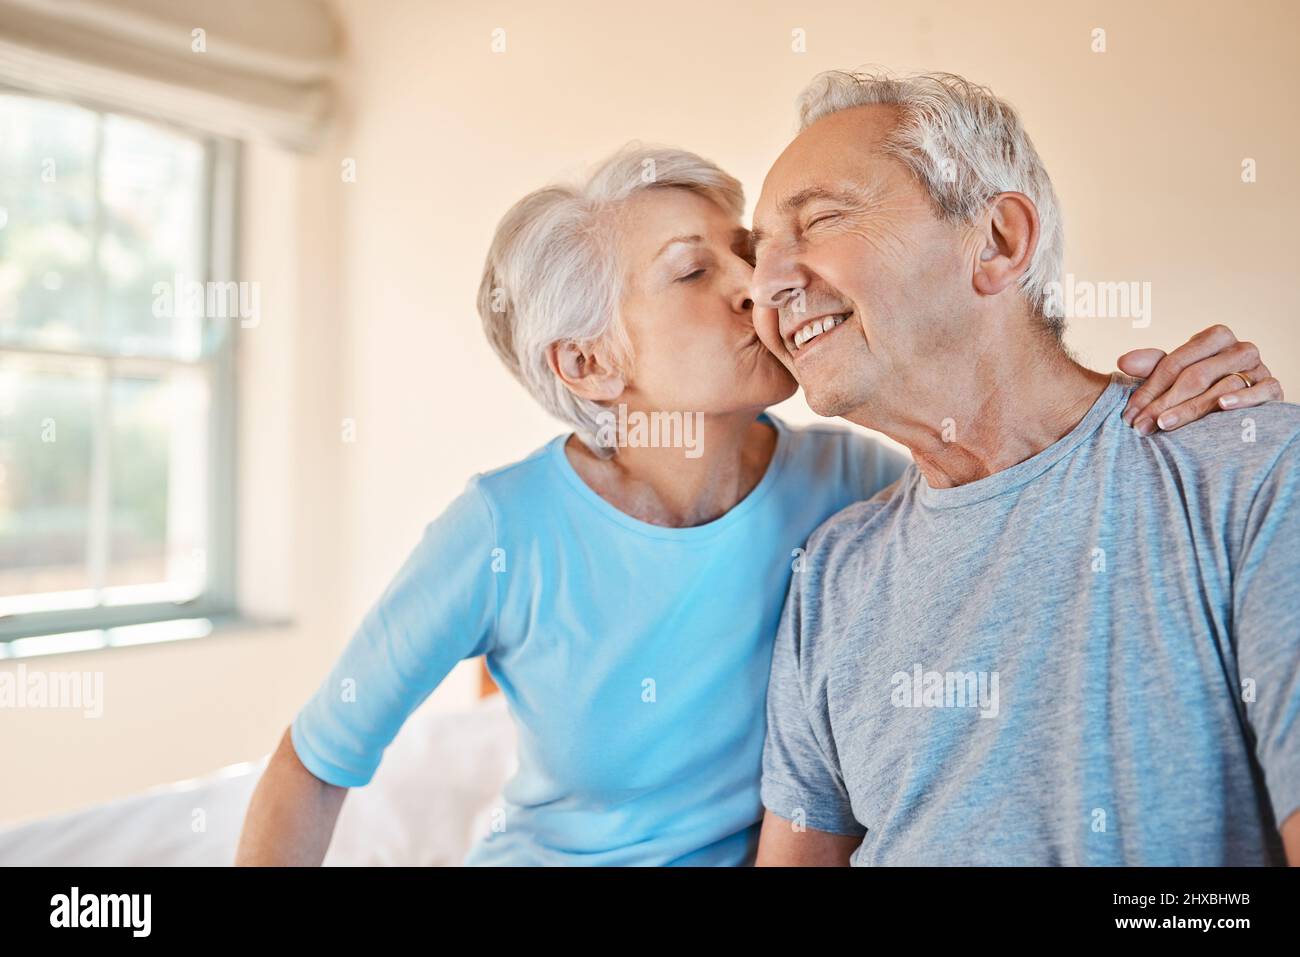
left=845, top=336, right=1112, bottom=490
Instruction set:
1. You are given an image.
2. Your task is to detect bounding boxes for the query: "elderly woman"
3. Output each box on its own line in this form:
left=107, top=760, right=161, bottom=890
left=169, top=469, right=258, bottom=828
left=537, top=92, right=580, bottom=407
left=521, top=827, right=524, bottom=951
left=236, top=145, right=1277, bottom=866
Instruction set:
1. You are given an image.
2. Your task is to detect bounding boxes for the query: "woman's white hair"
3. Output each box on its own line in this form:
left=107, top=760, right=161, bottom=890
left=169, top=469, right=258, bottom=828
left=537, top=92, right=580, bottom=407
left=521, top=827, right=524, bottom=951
left=477, top=144, right=744, bottom=453
left=797, top=69, right=1065, bottom=336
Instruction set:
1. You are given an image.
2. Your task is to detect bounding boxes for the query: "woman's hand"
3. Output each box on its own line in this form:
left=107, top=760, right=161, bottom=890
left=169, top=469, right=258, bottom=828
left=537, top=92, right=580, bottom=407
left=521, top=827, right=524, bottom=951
left=1118, top=324, right=1283, bottom=435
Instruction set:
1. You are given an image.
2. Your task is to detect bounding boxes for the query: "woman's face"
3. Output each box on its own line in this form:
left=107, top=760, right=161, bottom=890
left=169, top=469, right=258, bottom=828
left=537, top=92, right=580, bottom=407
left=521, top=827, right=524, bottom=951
left=611, top=188, right=797, bottom=418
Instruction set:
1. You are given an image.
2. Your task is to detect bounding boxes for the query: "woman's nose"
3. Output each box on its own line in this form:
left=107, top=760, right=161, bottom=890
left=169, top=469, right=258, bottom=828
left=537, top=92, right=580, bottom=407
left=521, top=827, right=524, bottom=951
left=732, top=287, right=755, bottom=315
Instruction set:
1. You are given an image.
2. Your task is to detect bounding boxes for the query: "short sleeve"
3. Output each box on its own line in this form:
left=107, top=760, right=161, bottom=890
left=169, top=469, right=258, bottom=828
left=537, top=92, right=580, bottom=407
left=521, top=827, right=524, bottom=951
left=1234, top=433, right=1300, bottom=829
left=760, top=560, right=864, bottom=837
left=290, top=479, right=498, bottom=787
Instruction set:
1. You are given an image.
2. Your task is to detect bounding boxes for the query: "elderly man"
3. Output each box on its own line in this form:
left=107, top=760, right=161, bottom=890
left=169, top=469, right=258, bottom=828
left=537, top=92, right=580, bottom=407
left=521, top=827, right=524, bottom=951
left=749, top=70, right=1300, bottom=865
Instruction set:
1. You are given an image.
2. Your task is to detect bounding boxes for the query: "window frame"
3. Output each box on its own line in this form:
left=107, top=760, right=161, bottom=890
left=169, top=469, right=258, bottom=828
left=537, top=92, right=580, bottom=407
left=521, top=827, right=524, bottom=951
left=0, top=87, right=240, bottom=647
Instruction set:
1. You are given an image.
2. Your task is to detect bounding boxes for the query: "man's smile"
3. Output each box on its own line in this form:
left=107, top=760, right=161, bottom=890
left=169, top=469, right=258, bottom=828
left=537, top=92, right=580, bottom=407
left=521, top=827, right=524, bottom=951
left=784, top=310, right=853, bottom=356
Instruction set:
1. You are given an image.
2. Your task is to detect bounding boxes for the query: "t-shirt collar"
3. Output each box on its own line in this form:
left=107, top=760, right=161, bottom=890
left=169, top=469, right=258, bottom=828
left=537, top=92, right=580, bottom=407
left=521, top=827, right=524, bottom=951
left=915, top=372, right=1135, bottom=510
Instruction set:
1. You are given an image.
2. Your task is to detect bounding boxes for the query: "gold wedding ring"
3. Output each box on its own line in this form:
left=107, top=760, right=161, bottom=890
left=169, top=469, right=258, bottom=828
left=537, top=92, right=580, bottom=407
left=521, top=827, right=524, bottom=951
left=1227, top=372, right=1254, bottom=390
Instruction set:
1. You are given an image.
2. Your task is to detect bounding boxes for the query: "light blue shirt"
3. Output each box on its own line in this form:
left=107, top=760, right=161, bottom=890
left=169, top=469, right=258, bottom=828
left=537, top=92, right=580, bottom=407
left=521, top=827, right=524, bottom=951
left=291, top=414, right=907, bottom=865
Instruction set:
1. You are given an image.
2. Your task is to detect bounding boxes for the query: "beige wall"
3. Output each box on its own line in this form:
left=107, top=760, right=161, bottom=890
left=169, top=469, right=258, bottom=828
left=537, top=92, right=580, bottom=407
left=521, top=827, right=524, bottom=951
left=3, top=0, right=1297, bottom=826
left=332, top=0, right=1299, bottom=611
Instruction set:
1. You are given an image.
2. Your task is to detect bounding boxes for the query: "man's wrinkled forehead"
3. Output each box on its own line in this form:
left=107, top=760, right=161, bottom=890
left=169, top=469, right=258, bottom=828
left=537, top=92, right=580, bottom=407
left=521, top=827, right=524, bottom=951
left=753, top=104, right=901, bottom=243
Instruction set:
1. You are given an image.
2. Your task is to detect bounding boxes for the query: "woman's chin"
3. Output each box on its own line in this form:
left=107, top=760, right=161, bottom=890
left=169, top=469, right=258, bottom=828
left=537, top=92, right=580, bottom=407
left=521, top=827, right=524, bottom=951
left=756, top=352, right=799, bottom=402
left=694, top=347, right=798, bottom=412
left=740, top=372, right=799, bottom=411
left=773, top=373, right=798, bottom=403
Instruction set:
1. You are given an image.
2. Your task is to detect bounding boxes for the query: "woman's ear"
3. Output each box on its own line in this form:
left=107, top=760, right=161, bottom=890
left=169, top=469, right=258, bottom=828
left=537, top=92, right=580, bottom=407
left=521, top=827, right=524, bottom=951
left=972, top=191, right=1040, bottom=298
left=546, top=340, right=626, bottom=403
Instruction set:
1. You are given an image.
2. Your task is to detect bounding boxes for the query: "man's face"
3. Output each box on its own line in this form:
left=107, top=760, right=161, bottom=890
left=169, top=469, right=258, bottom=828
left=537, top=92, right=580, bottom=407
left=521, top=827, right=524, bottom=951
left=750, top=104, right=977, bottom=420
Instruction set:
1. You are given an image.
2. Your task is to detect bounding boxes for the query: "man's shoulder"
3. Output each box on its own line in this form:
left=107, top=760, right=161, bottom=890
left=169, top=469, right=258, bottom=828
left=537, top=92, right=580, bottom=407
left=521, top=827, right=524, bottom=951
left=784, top=474, right=914, bottom=667
left=775, top=418, right=911, bottom=503
left=802, top=466, right=915, bottom=566
left=1140, top=400, right=1300, bottom=480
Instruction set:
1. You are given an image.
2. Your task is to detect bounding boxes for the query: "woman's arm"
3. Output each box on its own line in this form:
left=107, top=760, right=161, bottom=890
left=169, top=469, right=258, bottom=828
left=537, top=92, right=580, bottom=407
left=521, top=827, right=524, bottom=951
left=235, top=482, right=499, bottom=865
left=235, top=727, right=347, bottom=866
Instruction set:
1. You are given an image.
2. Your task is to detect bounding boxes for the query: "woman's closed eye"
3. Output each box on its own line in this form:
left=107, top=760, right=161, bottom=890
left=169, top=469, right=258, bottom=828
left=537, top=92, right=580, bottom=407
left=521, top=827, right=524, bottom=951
left=676, top=267, right=706, bottom=283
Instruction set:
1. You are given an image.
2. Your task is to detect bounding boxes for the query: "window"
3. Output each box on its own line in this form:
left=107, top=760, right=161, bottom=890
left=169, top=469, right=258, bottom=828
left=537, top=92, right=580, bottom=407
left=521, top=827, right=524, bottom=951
left=0, top=90, right=238, bottom=652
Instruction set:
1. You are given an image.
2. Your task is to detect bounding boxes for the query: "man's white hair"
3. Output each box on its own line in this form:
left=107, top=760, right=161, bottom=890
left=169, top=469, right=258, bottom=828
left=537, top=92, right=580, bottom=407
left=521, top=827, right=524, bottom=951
left=478, top=145, right=744, bottom=453
left=797, top=69, right=1065, bottom=336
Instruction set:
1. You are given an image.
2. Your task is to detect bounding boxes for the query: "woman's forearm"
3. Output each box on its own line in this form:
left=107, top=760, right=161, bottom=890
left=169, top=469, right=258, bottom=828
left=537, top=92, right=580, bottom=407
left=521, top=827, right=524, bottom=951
left=235, top=727, right=347, bottom=866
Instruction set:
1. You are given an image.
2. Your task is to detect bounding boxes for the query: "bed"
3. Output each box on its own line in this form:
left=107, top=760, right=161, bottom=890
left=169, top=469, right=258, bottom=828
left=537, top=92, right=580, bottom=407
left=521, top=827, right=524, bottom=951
left=0, top=672, right=515, bottom=866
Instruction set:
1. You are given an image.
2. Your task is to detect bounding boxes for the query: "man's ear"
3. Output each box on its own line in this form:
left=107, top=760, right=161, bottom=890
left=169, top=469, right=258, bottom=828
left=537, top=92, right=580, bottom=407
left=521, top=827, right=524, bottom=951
left=545, top=340, right=625, bottom=403
left=972, top=191, right=1039, bottom=298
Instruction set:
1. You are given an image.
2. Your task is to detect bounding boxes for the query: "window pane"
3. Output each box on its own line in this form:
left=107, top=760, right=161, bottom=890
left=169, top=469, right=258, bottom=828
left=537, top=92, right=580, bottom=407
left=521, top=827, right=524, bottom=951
left=0, top=94, right=220, bottom=633
left=107, top=368, right=209, bottom=596
left=100, top=114, right=206, bottom=361
left=0, top=95, right=98, bottom=353
left=0, top=353, right=96, bottom=602
left=0, top=97, right=210, bottom=361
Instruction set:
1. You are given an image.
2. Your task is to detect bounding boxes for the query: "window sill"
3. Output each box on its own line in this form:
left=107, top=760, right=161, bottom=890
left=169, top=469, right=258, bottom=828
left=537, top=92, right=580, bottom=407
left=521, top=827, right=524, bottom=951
left=0, top=614, right=293, bottom=661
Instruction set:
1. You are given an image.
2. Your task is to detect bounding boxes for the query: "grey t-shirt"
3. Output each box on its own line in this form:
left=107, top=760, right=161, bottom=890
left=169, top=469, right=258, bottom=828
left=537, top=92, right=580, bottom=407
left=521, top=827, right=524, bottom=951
left=761, top=374, right=1300, bottom=865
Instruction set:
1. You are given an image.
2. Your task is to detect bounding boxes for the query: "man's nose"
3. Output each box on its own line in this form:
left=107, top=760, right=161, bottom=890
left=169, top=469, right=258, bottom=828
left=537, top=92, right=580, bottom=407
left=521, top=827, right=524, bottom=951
left=751, top=249, right=807, bottom=310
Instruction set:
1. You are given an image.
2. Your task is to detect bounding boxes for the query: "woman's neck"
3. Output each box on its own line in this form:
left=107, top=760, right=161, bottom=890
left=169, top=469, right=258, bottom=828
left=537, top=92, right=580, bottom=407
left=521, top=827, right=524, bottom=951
left=565, top=412, right=778, bottom=528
